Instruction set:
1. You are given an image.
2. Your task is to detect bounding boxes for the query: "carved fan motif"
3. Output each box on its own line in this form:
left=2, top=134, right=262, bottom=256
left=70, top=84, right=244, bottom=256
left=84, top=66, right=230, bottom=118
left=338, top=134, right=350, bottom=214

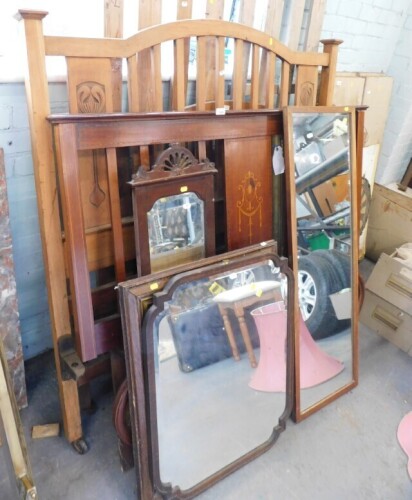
left=299, top=81, right=315, bottom=106
left=133, top=144, right=216, bottom=182
left=76, top=82, right=106, bottom=113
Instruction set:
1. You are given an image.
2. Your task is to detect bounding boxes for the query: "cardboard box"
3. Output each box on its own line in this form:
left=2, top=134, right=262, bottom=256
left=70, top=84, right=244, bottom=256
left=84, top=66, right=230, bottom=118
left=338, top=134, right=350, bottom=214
left=366, top=183, right=412, bottom=262
left=365, top=252, right=412, bottom=313
left=360, top=290, right=412, bottom=355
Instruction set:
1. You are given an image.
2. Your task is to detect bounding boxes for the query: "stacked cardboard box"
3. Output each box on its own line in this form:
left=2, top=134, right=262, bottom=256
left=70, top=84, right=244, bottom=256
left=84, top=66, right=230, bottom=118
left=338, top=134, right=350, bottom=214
left=360, top=251, right=412, bottom=355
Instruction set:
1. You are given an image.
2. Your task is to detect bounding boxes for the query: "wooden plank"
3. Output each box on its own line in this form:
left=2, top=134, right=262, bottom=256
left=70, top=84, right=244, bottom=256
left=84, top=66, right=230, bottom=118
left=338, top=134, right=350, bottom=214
left=233, top=39, right=244, bottom=110
left=17, top=11, right=82, bottom=444
left=318, top=40, right=342, bottom=105
left=55, top=124, right=96, bottom=362
left=106, top=148, right=126, bottom=282
left=258, top=0, right=285, bottom=103
left=44, top=20, right=330, bottom=67
left=238, top=0, right=256, bottom=97
left=295, top=65, right=318, bottom=106
left=286, top=0, right=305, bottom=51
left=176, top=0, right=192, bottom=107
left=196, top=37, right=207, bottom=111
left=32, top=423, right=60, bottom=439
left=264, top=52, right=276, bottom=108
left=215, top=36, right=225, bottom=108
left=204, top=0, right=225, bottom=103
left=250, top=44, right=260, bottom=109
left=304, top=0, right=326, bottom=51
left=173, top=38, right=186, bottom=111
left=104, top=0, right=124, bottom=38
left=279, top=61, right=291, bottom=106
left=136, top=0, right=162, bottom=112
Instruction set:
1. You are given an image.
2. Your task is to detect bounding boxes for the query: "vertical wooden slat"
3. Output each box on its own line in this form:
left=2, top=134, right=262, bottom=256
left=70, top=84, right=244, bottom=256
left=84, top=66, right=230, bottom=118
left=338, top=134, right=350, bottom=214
left=264, top=52, right=276, bottom=108
left=136, top=0, right=162, bottom=111
left=139, top=146, right=150, bottom=170
left=295, top=65, right=319, bottom=106
left=173, top=38, right=186, bottom=111
left=198, top=141, right=207, bottom=161
left=205, top=0, right=225, bottom=103
left=265, top=0, right=285, bottom=40
left=238, top=0, right=256, bottom=97
left=233, top=39, right=244, bottom=110
left=304, top=0, right=326, bottom=51
left=250, top=44, right=260, bottom=109
left=56, top=124, right=96, bottom=362
left=104, top=0, right=123, bottom=112
left=259, top=0, right=284, bottom=103
left=104, top=0, right=124, bottom=38
left=170, top=0, right=192, bottom=109
left=106, top=148, right=126, bottom=283
left=286, top=0, right=306, bottom=50
left=215, top=36, right=225, bottom=108
left=152, top=44, right=163, bottom=111
left=17, top=11, right=82, bottom=444
left=318, top=39, right=342, bottom=105
left=196, top=37, right=207, bottom=111
left=279, top=61, right=290, bottom=107
left=127, top=54, right=139, bottom=111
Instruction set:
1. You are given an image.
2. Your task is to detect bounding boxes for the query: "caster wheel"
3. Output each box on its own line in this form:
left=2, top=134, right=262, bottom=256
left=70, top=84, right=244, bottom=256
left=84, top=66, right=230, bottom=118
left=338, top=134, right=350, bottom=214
left=71, top=437, right=89, bottom=455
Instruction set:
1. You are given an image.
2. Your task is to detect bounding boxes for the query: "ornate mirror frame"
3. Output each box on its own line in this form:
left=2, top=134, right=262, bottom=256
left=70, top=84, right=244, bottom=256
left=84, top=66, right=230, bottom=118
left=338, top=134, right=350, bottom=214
left=283, top=106, right=359, bottom=422
left=119, top=241, right=295, bottom=498
left=130, top=143, right=217, bottom=276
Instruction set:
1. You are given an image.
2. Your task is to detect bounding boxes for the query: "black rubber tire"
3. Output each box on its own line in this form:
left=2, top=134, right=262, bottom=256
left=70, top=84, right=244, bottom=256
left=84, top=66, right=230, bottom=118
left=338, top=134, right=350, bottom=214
left=311, top=249, right=351, bottom=289
left=298, top=253, right=345, bottom=340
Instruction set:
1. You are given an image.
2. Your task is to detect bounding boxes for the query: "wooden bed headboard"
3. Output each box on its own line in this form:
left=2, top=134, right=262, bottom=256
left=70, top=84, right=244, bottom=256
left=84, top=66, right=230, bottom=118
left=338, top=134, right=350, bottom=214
left=16, top=10, right=344, bottom=448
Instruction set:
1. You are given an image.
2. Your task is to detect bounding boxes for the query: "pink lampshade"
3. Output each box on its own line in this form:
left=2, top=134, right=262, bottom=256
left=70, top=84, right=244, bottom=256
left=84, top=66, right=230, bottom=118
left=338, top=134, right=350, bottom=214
left=249, top=302, right=344, bottom=392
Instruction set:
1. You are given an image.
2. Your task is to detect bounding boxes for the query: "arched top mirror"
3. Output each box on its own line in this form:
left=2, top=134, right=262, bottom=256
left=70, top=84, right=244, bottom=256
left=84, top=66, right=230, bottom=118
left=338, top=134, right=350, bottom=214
left=283, top=106, right=359, bottom=421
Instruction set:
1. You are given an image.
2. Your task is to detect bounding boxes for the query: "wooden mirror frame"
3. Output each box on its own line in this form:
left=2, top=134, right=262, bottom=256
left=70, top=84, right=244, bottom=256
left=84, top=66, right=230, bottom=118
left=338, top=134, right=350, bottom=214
left=283, top=106, right=359, bottom=422
left=119, top=241, right=295, bottom=498
left=130, top=143, right=217, bottom=276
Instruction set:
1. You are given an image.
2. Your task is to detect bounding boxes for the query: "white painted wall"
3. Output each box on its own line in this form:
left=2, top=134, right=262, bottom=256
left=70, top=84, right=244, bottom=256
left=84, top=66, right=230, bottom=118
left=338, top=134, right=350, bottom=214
left=321, top=0, right=412, bottom=185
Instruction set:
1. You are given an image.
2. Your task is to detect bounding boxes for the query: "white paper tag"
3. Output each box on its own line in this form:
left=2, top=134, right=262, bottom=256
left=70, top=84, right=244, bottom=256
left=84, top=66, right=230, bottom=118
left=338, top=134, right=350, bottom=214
left=215, top=107, right=226, bottom=115
left=272, top=145, right=285, bottom=175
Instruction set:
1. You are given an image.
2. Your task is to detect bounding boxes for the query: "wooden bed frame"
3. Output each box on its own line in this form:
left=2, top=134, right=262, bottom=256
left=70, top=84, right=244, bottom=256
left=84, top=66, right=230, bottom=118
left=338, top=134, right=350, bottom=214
left=17, top=10, right=360, bottom=450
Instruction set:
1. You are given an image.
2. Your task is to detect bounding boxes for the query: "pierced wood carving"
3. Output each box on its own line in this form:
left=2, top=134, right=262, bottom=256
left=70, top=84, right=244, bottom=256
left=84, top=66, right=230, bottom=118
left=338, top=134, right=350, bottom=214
left=89, top=151, right=106, bottom=208
left=132, top=144, right=216, bottom=182
left=76, top=82, right=106, bottom=113
left=237, top=171, right=263, bottom=244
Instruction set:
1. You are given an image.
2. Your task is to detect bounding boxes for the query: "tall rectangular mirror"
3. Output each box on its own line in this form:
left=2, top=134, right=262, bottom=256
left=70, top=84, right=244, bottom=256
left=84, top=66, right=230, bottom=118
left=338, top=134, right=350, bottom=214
left=283, top=106, right=359, bottom=421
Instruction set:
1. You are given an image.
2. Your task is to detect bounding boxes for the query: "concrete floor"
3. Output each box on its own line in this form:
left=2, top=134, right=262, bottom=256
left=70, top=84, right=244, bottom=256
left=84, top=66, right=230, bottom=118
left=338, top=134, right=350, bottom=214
left=1, top=266, right=412, bottom=499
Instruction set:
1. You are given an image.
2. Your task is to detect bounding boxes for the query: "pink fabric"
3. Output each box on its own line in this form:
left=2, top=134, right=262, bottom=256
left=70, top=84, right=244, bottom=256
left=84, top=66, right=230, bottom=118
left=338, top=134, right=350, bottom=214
left=249, top=302, right=343, bottom=392
left=397, top=412, right=412, bottom=479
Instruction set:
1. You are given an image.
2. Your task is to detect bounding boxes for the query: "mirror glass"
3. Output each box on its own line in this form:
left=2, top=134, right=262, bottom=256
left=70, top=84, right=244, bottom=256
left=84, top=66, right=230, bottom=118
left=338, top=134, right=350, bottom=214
left=147, top=192, right=205, bottom=272
left=291, top=110, right=355, bottom=413
left=146, top=258, right=292, bottom=492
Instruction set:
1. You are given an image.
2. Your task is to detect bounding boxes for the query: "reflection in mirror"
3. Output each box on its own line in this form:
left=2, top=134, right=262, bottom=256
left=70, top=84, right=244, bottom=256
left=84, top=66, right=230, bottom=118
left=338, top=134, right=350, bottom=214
left=287, top=108, right=357, bottom=417
left=147, top=192, right=205, bottom=272
left=144, top=257, right=293, bottom=496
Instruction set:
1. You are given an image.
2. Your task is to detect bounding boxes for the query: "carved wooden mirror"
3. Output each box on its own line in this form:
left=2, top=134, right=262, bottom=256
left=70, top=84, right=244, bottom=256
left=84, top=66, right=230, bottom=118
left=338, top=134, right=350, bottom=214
left=119, top=242, right=294, bottom=498
left=283, top=106, right=359, bottom=421
left=130, top=144, right=217, bottom=276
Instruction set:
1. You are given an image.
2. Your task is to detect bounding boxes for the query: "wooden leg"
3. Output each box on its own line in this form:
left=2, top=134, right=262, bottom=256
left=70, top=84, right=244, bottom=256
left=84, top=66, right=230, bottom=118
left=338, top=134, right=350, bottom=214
left=236, top=307, right=257, bottom=368
left=218, top=305, right=240, bottom=361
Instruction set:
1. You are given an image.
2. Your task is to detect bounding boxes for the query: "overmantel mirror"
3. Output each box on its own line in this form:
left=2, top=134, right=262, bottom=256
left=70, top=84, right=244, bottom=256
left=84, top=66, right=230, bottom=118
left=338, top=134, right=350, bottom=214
left=283, top=106, right=359, bottom=421
left=130, top=143, right=217, bottom=276
left=119, top=242, right=294, bottom=498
